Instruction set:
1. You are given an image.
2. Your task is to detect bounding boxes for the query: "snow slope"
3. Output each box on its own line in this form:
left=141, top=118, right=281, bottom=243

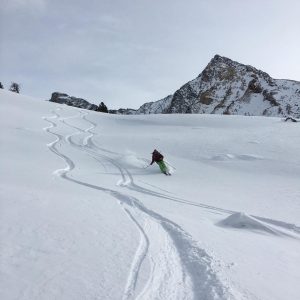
left=1, top=90, right=300, bottom=300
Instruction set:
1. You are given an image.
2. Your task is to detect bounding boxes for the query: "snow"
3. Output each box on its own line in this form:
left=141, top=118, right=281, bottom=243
left=1, top=89, right=300, bottom=300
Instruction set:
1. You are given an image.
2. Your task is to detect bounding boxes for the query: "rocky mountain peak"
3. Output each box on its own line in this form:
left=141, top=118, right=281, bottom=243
left=200, top=54, right=273, bottom=85
left=207, top=54, right=236, bottom=68
left=135, top=55, right=300, bottom=118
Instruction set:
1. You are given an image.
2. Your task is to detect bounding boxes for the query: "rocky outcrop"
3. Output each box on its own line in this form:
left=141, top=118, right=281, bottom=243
left=49, top=92, right=98, bottom=111
left=108, top=108, right=137, bottom=115
left=135, top=55, right=300, bottom=118
left=49, top=92, right=136, bottom=114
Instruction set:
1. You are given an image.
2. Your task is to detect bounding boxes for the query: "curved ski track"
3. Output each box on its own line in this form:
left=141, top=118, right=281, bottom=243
left=43, top=108, right=300, bottom=300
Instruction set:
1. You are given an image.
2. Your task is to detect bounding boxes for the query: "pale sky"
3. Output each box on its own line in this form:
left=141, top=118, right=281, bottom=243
left=1, top=0, right=300, bottom=109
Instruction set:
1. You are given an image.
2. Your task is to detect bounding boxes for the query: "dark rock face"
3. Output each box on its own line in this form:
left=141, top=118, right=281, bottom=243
left=49, top=92, right=99, bottom=111
left=136, top=55, right=300, bottom=118
left=248, top=79, right=263, bottom=94
left=108, top=108, right=137, bottom=115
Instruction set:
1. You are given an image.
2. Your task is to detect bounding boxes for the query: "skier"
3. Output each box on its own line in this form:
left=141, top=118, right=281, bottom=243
left=150, top=149, right=171, bottom=175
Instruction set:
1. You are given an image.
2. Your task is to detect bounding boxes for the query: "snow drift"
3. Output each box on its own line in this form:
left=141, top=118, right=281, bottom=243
left=218, top=212, right=298, bottom=238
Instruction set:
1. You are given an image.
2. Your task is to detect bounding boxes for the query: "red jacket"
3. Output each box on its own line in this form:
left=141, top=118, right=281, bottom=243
left=151, top=150, right=164, bottom=165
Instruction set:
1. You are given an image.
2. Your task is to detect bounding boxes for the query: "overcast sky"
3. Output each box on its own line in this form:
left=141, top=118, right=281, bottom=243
left=1, top=0, right=300, bottom=109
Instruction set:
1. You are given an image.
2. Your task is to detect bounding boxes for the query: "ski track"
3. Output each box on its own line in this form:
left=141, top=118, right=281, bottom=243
left=64, top=116, right=300, bottom=237
left=43, top=108, right=299, bottom=299
left=120, top=206, right=150, bottom=300
left=46, top=111, right=300, bottom=237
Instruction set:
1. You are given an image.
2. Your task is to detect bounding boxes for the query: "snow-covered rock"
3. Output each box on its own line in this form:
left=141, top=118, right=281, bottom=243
left=136, top=95, right=173, bottom=114
left=136, top=55, right=300, bottom=118
left=284, top=117, right=299, bottom=122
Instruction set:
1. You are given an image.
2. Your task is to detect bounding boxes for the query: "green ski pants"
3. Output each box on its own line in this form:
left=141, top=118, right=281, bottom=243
left=156, top=160, right=168, bottom=173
